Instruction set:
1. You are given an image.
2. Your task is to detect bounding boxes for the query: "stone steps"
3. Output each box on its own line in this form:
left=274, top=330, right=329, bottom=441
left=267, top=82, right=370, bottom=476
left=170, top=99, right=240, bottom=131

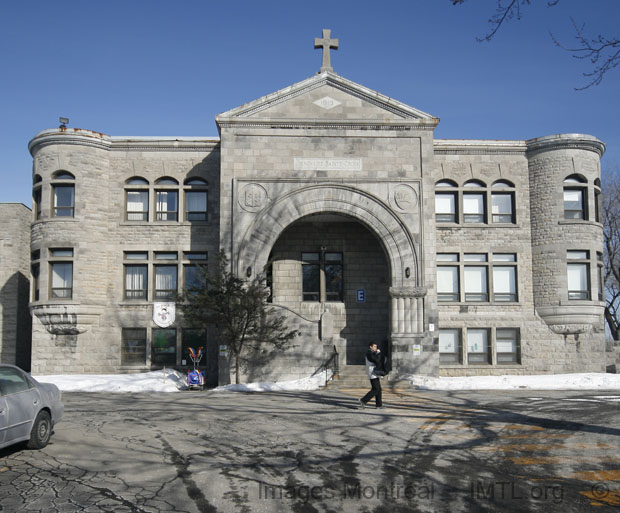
left=324, top=365, right=370, bottom=389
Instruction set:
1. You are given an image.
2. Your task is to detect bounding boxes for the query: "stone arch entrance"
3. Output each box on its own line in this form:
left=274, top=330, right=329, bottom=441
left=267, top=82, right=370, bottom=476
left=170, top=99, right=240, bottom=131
left=234, top=184, right=427, bottom=351
left=268, top=213, right=390, bottom=364
left=236, top=184, right=418, bottom=288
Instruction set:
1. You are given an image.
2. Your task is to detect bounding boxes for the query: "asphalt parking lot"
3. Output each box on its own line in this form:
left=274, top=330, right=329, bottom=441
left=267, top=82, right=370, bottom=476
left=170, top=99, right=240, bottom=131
left=1, top=388, right=620, bottom=513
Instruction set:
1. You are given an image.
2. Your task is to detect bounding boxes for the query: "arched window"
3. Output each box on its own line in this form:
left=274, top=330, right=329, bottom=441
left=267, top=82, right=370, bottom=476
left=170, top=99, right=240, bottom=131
left=184, top=178, right=208, bottom=221
left=155, top=177, right=179, bottom=185
left=463, top=180, right=486, bottom=224
left=125, top=177, right=149, bottom=221
left=491, top=180, right=516, bottom=224
left=563, top=175, right=587, bottom=220
left=435, top=180, right=458, bottom=223
left=155, top=177, right=179, bottom=221
left=126, top=177, right=149, bottom=185
left=51, top=171, right=75, bottom=217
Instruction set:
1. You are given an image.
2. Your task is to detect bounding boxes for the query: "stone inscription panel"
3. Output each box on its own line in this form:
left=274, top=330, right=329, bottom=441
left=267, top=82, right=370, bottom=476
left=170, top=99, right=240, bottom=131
left=293, top=158, right=362, bottom=172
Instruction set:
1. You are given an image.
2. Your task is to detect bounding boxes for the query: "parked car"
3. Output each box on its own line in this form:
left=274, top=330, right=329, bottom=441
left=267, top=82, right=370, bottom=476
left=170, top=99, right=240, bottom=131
left=0, top=364, right=63, bottom=450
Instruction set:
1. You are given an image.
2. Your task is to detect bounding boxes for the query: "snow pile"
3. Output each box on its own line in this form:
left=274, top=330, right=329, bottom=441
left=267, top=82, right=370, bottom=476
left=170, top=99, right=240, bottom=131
left=33, top=369, right=333, bottom=393
left=212, top=370, right=333, bottom=392
left=34, top=369, right=188, bottom=393
left=408, top=373, right=620, bottom=391
left=32, top=369, right=620, bottom=393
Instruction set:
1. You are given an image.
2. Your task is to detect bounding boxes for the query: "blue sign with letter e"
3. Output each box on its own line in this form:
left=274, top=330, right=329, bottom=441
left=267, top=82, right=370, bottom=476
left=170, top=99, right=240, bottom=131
left=357, top=289, right=366, bottom=302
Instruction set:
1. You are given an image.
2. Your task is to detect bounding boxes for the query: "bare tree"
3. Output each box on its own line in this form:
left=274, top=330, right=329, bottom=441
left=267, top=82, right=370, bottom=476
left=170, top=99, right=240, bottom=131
left=603, top=168, right=620, bottom=341
left=451, top=0, right=620, bottom=89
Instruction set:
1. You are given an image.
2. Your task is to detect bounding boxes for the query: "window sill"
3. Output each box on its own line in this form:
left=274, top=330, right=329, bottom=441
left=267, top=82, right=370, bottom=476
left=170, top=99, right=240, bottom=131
left=437, top=301, right=521, bottom=306
left=558, top=219, right=603, bottom=228
left=440, top=364, right=522, bottom=368
left=120, top=221, right=211, bottom=227
left=437, top=223, right=520, bottom=229
left=559, top=299, right=605, bottom=307
left=32, top=218, right=79, bottom=225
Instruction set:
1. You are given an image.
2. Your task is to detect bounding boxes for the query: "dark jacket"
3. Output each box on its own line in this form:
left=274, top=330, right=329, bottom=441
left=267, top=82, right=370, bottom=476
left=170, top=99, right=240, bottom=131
left=365, top=349, right=384, bottom=379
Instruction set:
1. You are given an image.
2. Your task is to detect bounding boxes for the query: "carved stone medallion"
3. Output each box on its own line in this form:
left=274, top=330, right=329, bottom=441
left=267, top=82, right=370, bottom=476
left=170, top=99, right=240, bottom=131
left=239, top=183, right=268, bottom=212
left=391, top=184, right=418, bottom=213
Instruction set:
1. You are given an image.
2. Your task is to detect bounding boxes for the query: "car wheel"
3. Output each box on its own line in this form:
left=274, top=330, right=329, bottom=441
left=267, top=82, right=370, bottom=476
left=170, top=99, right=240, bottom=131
left=27, top=410, right=52, bottom=449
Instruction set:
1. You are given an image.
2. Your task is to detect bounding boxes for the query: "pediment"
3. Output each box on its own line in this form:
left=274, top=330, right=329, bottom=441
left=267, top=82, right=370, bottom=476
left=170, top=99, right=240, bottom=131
left=216, top=71, right=438, bottom=129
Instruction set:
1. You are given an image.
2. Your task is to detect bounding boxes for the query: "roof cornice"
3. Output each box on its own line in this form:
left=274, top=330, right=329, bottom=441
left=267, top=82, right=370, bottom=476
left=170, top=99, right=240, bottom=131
left=526, top=134, right=605, bottom=158
left=434, top=139, right=527, bottom=155
left=29, top=129, right=220, bottom=155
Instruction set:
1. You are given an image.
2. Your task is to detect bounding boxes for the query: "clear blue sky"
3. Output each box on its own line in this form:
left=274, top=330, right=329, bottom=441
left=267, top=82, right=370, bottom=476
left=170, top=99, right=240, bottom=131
left=1, top=0, right=618, bottom=206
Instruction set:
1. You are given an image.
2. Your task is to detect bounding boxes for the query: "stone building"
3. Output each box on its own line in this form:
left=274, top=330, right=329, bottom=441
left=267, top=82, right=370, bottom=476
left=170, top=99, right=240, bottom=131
left=24, top=35, right=606, bottom=382
left=0, top=203, right=32, bottom=370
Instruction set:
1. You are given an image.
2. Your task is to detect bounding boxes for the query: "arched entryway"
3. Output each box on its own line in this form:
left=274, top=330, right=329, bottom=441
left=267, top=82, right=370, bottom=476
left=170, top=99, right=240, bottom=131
left=233, top=184, right=427, bottom=376
left=269, top=213, right=390, bottom=364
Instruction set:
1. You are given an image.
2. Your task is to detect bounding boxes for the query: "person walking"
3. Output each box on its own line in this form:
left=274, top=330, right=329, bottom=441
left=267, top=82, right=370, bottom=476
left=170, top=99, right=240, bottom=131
left=359, top=342, right=385, bottom=409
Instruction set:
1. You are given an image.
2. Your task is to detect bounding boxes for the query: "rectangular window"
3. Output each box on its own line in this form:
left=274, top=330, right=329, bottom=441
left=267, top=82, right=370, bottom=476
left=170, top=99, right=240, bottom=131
left=185, top=191, right=208, bottom=221
left=493, top=265, right=517, bottom=302
left=464, top=266, right=488, bottom=302
left=184, top=264, right=206, bottom=292
left=567, top=263, right=590, bottom=300
left=467, top=328, right=490, bottom=364
left=302, top=252, right=320, bottom=301
left=152, top=328, right=177, bottom=366
left=33, top=188, right=42, bottom=220
left=125, top=251, right=148, bottom=260
left=155, top=252, right=177, bottom=260
left=325, top=252, right=343, bottom=301
left=156, top=190, right=178, bottom=221
left=435, top=193, right=457, bottom=223
left=53, top=185, right=74, bottom=217
left=439, top=329, right=461, bottom=364
left=491, top=193, right=514, bottom=223
left=127, top=190, right=148, bottom=221
left=437, top=266, right=459, bottom=302
left=463, top=193, right=485, bottom=223
left=51, top=262, right=73, bottom=299
left=567, top=250, right=590, bottom=300
left=32, top=263, right=40, bottom=301
left=496, top=328, right=520, bottom=364
left=125, top=265, right=147, bottom=300
left=597, top=252, right=604, bottom=301
left=121, top=328, right=147, bottom=366
left=564, top=189, right=585, bottom=220
left=155, top=265, right=178, bottom=299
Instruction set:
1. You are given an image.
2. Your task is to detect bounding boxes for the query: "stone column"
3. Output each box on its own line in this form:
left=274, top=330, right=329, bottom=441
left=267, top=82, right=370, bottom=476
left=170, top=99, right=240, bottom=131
left=389, top=287, right=426, bottom=336
left=388, top=287, right=437, bottom=378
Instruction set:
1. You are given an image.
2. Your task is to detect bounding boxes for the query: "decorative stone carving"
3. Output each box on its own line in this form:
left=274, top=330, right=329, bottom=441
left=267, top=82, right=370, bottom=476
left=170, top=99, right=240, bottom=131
left=389, top=287, right=427, bottom=298
left=549, top=324, right=593, bottom=336
left=239, top=183, right=268, bottom=212
left=391, top=184, right=418, bottom=213
left=313, top=96, right=341, bottom=110
left=32, top=304, right=102, bottom=336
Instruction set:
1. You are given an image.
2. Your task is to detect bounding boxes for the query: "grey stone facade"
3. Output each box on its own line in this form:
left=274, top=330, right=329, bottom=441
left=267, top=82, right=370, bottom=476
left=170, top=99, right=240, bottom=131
left=23, top=70, right=606, bottom=382
left=0, top=203, right=32, bottom=369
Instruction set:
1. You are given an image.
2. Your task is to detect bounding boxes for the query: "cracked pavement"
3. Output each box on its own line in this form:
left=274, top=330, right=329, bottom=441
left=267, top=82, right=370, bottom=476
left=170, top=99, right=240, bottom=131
left=1, top=389, right=620, bottom=512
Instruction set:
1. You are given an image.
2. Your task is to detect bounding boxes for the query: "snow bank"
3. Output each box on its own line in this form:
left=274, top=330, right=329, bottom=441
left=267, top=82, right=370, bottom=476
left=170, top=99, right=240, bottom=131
left=34, top=369, right=188, bottom=393
left=407, top=373, right=620, bottom=391
left=33, top=369, right=620, bottom=393
left=212, top=371, right=332, bottom=392
left=33, top=369, right=333, bottom=393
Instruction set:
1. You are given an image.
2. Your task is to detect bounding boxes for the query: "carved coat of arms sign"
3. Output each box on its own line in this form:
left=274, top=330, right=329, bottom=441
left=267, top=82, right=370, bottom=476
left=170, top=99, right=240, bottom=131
left=153, top=302, right=176, bottom=328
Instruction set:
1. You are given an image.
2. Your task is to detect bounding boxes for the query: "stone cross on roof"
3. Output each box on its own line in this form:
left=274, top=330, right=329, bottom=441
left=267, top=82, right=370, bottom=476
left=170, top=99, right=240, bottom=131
left=314, top=29, right=338, bottom=73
